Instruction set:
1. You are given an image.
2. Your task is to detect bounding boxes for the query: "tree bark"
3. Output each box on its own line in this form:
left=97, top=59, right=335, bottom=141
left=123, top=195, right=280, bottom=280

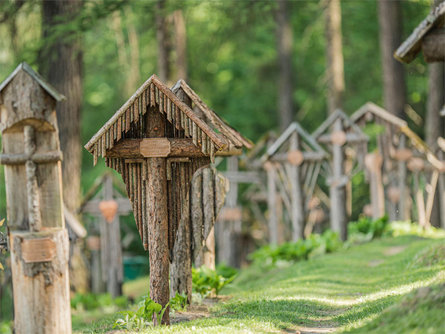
left=146, top=106, right=170, bottom=325
left=324, top=0, right=345, bottom=114
left=426, top=62, right=444, bottom=227
left=173, top=9, right=188, bottom=81
left=276, top=0, right=294, bottom=131
left=40, top=0, right=87, bottom=294
left=40, top=0, right=83, bottom=213
left=377, top=0, right=406, bottom=118
left=156, top=0, right=171, bottom=83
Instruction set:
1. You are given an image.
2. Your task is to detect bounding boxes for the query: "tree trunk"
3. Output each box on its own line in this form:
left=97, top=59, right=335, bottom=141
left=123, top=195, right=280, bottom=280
left=324, top=0, right=345, bottom=114
left=377, top=0, right=406, bottom=118
left=426, top=61, right=444, bottom=227
left=276, top=0, right=294, bottom=131
left=40, top=0, right=83, bottom=213
left=156, top=0, right=170, bottom=83
left=173, top=9, right=188, bottom=81
left=40, top=0, right=87, bottom=294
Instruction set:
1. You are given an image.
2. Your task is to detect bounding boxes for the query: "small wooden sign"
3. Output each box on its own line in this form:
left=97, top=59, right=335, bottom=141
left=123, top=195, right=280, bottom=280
left=140, top=138, right=171, bottom=157
left=22, top=238, right=56, bottom=263
left=86, top=236, right=101, bottom=251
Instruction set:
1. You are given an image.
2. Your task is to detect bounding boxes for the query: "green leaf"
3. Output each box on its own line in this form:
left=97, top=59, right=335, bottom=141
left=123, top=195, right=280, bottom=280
left=0, top=219, right=4, bottom=227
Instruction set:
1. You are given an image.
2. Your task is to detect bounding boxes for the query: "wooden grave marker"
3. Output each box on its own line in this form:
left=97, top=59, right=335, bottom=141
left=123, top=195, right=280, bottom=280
left=261, top=122, right=326, bottom=243
left=313, top=110, right=368, bottom=241
left=80, top=173, right=132, bottom=297
left=85, top=75, right=250, bottom=324
left=351, top=102, right=443, bottom=226
left=0, top=63, right=71, bottom=333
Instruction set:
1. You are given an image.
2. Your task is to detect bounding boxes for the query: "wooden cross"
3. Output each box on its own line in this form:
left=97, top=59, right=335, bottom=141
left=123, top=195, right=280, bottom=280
left=0, top=63, right=71, bottom=333
left=262, top=122, right=326, bottom=244
left=313, top=110, right=368, bottom=241
left=85, top=75, right=250, bottom=325
left=81, top=173, right=132, bottom=297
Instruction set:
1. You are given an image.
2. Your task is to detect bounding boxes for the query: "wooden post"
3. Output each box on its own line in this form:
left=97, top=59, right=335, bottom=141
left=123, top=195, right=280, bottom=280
left=329, top=118, right=347, bottom=240
left=0, top=63, right=71, bottom=333
left=439, top=150, right=445, bottom=228
left=398, top=135, right=408, bottom=220
left=266, top=163, right=278, bottom=245
left=81, top=174, right=131, bottom=297
left=289, top=132, right=304, bottom=241
left=365, top=152, right=385, bottom=219
left=146, top=106, right=170, bottom=325
left=217, top=156, right=242, bottom=267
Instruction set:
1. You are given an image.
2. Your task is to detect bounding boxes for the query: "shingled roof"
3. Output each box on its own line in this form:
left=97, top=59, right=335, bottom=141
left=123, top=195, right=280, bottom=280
left=85, top=74, right=251, bottom=164
left=0, top=62, right=65, bottom=102
left=351, top=102, right=443, bottom=170
left=395, top=1, right=445, bottom=63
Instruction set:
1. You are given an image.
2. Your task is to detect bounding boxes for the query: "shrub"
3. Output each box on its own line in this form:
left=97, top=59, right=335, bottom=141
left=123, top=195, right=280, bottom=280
left=71, top=293, right=128, bottom=311
left=249, top=230, right=342, bottom=266
left=348, top=215, right=389, bottom=240
left=192, top=266, right=235, bottom=297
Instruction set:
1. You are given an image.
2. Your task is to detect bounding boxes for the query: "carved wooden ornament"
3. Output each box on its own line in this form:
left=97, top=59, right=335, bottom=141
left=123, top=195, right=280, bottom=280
left=387, top=186, right=401, bottom=204
left=330, top=130, right=347, bottom=146
left=287, top=150, right=304, bottom=166
left=99, top=200, right=119, bottom=223
left=407, top=157, right=424, bottom=172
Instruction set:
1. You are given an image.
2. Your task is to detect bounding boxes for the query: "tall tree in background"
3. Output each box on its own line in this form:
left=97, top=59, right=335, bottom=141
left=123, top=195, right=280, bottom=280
left=156, top=0, right=171, bottom=83
left=377, top=0, right=406, bottom=118
left=39, top=0, right=87, bottom=293
left=276, top=0, right=294, bottom=131
left=426, top=0, right=445, bottom=228
left=173, top=9, right=188, bottom=81
left=324, top=0, right=345, bottom=114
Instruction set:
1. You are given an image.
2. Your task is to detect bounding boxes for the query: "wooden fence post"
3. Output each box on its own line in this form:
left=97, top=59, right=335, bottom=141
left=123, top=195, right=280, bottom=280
left=0, top=63, right=71, bottom=333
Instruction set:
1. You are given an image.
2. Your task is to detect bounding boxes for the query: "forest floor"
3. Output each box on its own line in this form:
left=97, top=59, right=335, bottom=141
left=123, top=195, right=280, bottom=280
left=72, top=235, right=445, bottom=333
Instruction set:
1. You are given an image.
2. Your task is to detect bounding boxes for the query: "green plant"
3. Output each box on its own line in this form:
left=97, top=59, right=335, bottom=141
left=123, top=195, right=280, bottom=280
left=71, top=292, right=128, bottom=311
left=216, top=263, right=238, bottom=279
left=169, top=292, right=188, bottom=312
left=348, top=215, right=389, bottom=241
left=249, top=230, right=342, bottom=266
left=113, top=295, right=169, bottom=330
left=192, top=266, right=235, bottom=297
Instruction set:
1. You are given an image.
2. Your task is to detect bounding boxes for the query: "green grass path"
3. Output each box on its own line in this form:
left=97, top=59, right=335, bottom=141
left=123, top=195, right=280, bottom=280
left=74, top=235, right=445, bottom=333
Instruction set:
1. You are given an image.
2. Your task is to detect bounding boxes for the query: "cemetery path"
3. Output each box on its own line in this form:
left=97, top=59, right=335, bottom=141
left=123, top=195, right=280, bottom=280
left=72, top=235, right=445, bottom=333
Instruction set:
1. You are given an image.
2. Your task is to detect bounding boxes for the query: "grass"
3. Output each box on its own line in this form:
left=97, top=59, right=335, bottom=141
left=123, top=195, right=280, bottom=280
left=72, top=235, right=445, bottom=333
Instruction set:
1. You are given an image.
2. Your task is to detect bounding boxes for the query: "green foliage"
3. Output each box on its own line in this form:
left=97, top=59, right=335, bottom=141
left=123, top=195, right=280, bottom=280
left=192, top=266, right=235, bottom=297
left=70, top=292, right=128, bottom=311
left=249, top=230, right=342, bottom=266
left=386, top=221, right=445, bottom=239
left=113, top=295, right=169, bottom=330
left=169, top=292, right=188, bottom=312
left=348, top=215, right=389, bottom=242
left=216, top=263, right=238, bottom=280
left=0, top=321, right=12, bottom=334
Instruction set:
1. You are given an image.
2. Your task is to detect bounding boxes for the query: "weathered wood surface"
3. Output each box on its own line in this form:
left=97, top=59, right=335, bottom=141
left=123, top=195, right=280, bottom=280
left=10, top=229, right=71, bottom=334
left=0, top=64, right=71, bottom=333
left=395, top=2, right=445, bottom=63
left=422, top=28, right=445, bottom=62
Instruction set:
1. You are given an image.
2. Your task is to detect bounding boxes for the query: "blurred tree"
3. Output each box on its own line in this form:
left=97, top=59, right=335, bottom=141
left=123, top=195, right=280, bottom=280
left=156, top=0, right=171, bottom=83
left=39, top=0, right=87, bottom=293
left=426, top=0, right=445, bottom=228
left=173, top=8, right=188, bottom=81
left=324, top=0, right=344, bottom=114
left=276, top=0, right=294, bottom=131
left=377, top=0, right=406, bottom=118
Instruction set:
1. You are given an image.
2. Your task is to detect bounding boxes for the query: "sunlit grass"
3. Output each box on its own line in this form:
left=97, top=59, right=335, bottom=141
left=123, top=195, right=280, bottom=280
left=73, top=235, right=445, bottom=333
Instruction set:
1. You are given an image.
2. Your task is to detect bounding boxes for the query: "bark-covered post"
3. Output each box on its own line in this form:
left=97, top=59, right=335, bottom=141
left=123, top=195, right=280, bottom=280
left=266, top=162, right=279, bottom=245
left=0, top=63, right=71, bottom=333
